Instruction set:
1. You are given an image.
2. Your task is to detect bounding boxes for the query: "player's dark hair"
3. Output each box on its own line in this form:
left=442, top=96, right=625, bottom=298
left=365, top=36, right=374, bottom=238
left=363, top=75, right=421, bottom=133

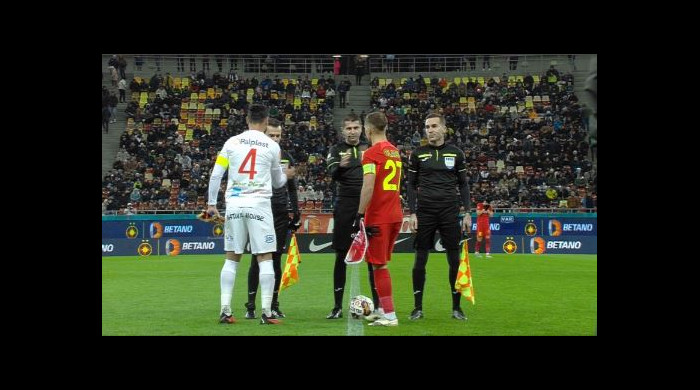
left=248, top=104, right=269, bottom=124
left=267, top=117, right=281, bottom=128
left=425, top=113, right=445, bottom=126
left=343, top=113, right=361, bottom=124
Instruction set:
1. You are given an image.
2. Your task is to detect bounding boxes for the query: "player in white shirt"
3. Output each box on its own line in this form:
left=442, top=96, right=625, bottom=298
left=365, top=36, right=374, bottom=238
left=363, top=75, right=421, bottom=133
left=207, top=104, right=292, bottom=325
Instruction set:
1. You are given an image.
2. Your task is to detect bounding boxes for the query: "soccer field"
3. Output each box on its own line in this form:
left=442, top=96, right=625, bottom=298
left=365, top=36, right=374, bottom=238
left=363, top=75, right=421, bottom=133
left=102, top=253, right=597, bottom=336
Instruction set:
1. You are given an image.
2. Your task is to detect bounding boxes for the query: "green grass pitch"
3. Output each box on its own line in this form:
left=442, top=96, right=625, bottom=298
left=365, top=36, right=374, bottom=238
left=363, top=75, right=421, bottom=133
left=102, top=253, right=597, bottom=336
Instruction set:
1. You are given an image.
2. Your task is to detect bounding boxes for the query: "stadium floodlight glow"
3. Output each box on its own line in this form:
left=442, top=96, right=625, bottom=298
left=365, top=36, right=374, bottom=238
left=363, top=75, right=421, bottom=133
left=332, top=55, right=342, bottom=58
left=360, top=54, right=368, bottom=58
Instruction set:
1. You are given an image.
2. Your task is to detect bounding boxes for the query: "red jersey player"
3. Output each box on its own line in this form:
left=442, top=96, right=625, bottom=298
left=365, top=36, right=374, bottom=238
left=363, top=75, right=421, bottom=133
left=355, top=111, right=403, bottom=326
left=474, top=200, right=494, bottom=258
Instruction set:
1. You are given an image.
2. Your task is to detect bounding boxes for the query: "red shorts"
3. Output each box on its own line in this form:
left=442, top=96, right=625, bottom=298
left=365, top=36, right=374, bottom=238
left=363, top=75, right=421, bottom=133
left=366, top=222, right=401, bottom=265
left=476, top=223, right=491, bottom=238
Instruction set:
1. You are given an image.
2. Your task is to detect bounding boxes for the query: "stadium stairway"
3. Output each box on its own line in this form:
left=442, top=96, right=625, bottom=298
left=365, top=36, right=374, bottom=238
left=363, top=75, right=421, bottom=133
left=333, top=83, right=372, bottom=130
left=101, top=77, right=129, bottom=178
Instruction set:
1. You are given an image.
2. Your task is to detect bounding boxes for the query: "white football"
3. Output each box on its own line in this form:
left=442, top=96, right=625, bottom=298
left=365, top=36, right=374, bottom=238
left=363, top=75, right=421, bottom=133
left=349, top=295, right=375, bottom=317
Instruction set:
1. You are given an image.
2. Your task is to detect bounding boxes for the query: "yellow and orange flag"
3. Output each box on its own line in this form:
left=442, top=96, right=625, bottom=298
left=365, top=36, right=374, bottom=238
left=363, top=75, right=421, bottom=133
left=280, top=233, right=302, bottom=291
left=455, top=239, right=475, bottom=304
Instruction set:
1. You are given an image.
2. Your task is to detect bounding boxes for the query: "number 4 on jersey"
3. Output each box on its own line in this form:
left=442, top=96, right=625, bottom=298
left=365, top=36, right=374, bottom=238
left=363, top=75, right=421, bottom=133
left=238, top=149, right=258, bottom=179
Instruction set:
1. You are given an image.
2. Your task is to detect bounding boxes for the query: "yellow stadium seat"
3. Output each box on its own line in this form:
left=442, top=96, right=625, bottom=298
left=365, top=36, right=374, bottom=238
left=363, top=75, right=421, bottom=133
left=423, top=77, right=431, bottom=85
left=459, top=97, right=467, bottom=108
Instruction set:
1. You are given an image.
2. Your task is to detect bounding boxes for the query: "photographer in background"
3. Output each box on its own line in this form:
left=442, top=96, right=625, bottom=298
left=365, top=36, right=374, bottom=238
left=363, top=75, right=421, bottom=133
left=474, top=199, right=494, bottom=258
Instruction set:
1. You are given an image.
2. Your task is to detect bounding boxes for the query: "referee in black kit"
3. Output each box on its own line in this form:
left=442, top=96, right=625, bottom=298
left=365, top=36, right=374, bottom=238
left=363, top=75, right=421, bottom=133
left=325, top=113, right=379, bottom=319
left=244, top=118, right=301, bottom=319
left=406, top=113, right=472, bottom=321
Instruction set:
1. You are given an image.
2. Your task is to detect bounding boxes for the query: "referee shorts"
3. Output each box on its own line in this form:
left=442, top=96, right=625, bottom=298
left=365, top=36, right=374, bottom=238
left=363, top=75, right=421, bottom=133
left=272, top=204, right=291, bottom=253
left=413, top=203, right=461, bottom=251
left=332, top=196, right=360, bottom=251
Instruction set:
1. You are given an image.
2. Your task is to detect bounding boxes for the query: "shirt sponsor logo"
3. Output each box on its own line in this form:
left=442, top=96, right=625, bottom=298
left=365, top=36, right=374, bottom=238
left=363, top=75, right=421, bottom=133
left=239, top=138, right=269, bottom=148
left=228, top=212, right=265, bottom=221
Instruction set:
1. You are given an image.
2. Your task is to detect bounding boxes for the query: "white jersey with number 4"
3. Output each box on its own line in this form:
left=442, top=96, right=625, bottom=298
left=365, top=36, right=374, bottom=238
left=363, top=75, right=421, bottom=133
left=216, top=130, right=282, bottom=203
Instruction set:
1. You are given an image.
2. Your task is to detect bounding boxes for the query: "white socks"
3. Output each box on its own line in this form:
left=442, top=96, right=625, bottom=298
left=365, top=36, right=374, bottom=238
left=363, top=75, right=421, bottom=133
left=258, top=260, right=275, bottom=316
left=220, top=260, right=239, bottom=312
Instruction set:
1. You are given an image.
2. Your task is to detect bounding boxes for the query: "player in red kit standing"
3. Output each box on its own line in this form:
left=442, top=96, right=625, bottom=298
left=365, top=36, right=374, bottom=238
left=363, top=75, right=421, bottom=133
left=474, top=200, right=494, bottom=258
left=354, top=111, right=403, bottom=326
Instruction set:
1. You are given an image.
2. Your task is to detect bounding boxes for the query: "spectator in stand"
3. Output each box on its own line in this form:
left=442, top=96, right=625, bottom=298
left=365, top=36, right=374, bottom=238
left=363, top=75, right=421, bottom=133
left=118, top=78, right=127, bottom=103
left=102, top=105, right=111, bottom=133
left=110, top=66, right=119, bottom=87
left=118, top=55, right=127, bottom=80
left=482, top=55, right=491, bottom=71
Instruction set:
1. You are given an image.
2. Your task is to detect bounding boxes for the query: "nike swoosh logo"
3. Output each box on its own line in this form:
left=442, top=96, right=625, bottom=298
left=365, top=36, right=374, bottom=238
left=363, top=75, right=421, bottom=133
left=334, top=288, right=344, bottom=292
left=394, top=237, right=411, bottom=245
left=309, top=239, right=333, bottom=252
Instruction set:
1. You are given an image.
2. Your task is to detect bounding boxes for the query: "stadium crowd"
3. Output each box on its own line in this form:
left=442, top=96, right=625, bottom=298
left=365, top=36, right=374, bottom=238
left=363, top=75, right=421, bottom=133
left=102, top=65, right=597, bottom=215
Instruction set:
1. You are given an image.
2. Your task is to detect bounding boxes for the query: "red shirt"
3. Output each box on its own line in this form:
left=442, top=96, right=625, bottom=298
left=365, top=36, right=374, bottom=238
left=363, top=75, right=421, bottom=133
left=476, top=202, right=491, bottom=225
left=362, top=141, right=403, bottom=225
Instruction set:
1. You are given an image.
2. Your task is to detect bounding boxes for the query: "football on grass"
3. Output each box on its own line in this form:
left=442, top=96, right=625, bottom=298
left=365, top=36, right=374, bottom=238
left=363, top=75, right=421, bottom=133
left=349, top=295, right=374, bottom=317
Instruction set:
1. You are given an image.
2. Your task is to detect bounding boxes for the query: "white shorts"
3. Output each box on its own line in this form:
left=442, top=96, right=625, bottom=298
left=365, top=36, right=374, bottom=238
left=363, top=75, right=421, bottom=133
left=224, top=199, right=276, bottom=255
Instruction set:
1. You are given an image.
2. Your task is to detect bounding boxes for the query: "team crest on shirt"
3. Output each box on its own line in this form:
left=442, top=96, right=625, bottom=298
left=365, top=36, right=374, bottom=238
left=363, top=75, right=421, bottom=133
left=444, top=157, right=455, bottom=169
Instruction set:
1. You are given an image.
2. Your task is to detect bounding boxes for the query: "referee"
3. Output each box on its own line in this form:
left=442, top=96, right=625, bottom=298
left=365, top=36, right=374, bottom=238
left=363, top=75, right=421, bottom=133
left=406, top=113, right=472, bottom=321
left=244, top=118, right=300, bottom=319
left=325, top=113, right=379, bottom=319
